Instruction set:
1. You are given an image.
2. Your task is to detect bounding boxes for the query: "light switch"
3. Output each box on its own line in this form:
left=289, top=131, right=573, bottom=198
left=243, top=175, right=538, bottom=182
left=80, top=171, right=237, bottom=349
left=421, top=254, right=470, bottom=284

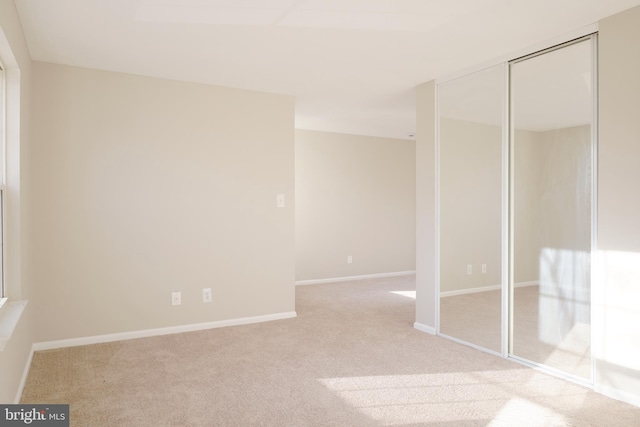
left=277, top=194, right=285, bottom=208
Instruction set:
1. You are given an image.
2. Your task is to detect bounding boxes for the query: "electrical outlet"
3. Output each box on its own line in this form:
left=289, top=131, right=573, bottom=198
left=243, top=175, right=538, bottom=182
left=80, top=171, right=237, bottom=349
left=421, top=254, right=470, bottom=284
left=202, top=288, right=212, bottom=303
left=347, top=255, right=353, bottom=264
left=467, top=264, right=472, bottom=275
left=171, top=291, right=181, bottom=306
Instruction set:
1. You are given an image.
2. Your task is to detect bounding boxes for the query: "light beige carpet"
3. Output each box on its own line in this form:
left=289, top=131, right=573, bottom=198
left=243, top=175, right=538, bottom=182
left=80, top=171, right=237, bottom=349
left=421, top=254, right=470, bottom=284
left=21, top=276, right=640, bottom=426
left=440, top=288, right=502, bottom=353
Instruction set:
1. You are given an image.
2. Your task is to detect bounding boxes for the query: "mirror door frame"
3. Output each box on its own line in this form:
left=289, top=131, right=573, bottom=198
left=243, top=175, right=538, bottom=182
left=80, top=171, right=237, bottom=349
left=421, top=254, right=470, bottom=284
left=436, top=30, right=598, bottom=387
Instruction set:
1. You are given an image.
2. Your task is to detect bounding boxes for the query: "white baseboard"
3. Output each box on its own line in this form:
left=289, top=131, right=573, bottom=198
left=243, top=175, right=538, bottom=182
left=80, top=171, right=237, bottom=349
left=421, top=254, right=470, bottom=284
left=596, top=384, right=640, bottom=408
left=440, top=281, right=538, bottom=297
left=14, top=346, right=35, bottom=404
left=296, top=271, right=415, bottom=286
left=413, top=322, right=436, bottom=335
left=441, top=284, right=501, bottom=297
left=515, top=281, right=540, bottom=288
left=32, top=311, right=297, bottom=351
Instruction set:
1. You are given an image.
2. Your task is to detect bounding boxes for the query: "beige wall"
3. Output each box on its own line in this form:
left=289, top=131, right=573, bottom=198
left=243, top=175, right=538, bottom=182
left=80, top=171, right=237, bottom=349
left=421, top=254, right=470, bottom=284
left=513, top=128, right=541, bottom=283
left=597, top=4, right=640, bottom=405
left=415, top=81, right=436, bottom=331
left=514, top=125, right=591, bottom=286
left=30, top=63, right=295, bottom=342
left=439, top=118, right=502, bottom=292
left=0, top=0, right=34, bottom=403
left=295, top=130, right=415, bottom=281
left=535, top=126, right=592, bottom=253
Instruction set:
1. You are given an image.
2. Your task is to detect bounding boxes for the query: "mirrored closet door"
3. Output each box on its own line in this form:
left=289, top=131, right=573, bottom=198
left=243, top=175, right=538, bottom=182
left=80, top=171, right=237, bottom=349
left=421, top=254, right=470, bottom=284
left=510, top=38, right=594, bottom=380
left=438, top=65, right=504, bottom=354
left=437, top=35, right=596, bottom=381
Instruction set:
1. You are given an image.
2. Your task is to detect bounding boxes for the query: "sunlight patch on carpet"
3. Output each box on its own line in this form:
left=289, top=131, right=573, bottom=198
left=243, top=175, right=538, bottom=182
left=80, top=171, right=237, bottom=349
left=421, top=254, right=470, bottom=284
left=319, top=370, right=571, bottom=425
left=488, top=398, right=565, bottom=426
left=390, top=291, right=416, bottom=299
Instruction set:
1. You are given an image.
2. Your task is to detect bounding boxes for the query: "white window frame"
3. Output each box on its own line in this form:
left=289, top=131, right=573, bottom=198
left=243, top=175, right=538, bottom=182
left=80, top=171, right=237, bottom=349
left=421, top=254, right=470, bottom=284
left=0, top=63, right=5, bottom=310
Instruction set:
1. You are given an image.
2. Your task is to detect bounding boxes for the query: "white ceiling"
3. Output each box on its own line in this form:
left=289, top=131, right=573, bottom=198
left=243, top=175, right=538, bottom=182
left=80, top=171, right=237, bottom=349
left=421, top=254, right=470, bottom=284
left=14, top=0, right=640, bottom=140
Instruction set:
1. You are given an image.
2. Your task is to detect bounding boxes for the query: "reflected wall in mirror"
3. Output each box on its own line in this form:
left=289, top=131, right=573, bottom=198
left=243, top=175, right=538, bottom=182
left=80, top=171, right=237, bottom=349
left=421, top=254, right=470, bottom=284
left=511, top=38, right=593, bottom=380
left=438, top=65, right=503, bottom=353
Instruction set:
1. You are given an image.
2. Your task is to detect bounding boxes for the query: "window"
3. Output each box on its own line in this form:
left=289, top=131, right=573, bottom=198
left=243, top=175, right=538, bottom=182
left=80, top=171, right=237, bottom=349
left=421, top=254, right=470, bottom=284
left=0, top=42, right=26, bottom=353
left=0, top=64, right=4, bottom=307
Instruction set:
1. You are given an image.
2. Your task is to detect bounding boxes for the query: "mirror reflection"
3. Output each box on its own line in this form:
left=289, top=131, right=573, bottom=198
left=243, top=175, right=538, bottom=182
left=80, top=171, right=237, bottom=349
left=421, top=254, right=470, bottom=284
left=438, top=65, right=503, bottom=353
left=511, top=39, right=593, bottom=379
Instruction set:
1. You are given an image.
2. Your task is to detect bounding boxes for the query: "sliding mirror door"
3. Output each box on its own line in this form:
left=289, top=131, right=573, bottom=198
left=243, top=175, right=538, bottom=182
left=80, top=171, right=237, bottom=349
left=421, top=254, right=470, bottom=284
left=438, top=65, right=504, bottom=353
left=510, top=37, right=595, bottom=380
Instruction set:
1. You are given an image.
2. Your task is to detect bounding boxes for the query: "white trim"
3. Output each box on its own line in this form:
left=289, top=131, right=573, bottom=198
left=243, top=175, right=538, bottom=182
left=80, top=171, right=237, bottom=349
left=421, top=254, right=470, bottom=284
left=439, top=332, right=502, bottom=358
left=0, top=66, right=5, bottom=302
left=596, top=384, right=640, bottom=409
left=507, top=56, right=516, bottom=357
left=513, top=281, right=538, bottom=287
left=295, top=271, right=415, bottom=286
left=14, top=345, right=35, bottom=404
left=32, top=311, right=297, bottom=351
left=0, top=299, right=27, bottom=351
left=441, top=284, right=501, bottom=297
left=434, top=81, right=441, bottom=334
left=440, top=281, right=537, bottom=297
left=413, top=322, right=436, bottom=335
left=501, top=60, right=509, bottom=358
left=436, top=23, right=599, bottom=84
left=589, top=32, right=599, bottom=386
left=509, top=354, right=593, bottom=388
